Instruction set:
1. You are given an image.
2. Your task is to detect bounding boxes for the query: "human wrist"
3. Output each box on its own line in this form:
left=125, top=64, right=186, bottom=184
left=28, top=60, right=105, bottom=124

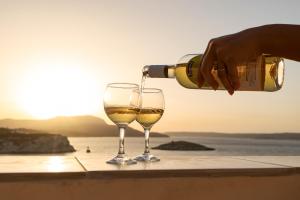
left=251, top=24, right=286, bottom=55
left=239, top=26, right=266, bottom=56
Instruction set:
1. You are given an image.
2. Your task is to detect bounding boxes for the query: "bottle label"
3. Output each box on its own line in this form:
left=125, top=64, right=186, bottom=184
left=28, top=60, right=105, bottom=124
left=209, top=56, right=263, bottom=91
left=237, top=56, right=263, bottom=91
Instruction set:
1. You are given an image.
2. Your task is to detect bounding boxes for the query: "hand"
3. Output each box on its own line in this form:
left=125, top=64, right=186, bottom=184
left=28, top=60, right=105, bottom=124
left=198, top=29, right=262, bottom=95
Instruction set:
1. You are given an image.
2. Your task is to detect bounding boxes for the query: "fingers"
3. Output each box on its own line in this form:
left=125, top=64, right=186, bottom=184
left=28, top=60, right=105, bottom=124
left=225, top=58, right=240, bottom=90
left=199, top=41, right=219, bottom=90
left=217, top=61, right=234, bottom=95
left=199, top=39, right=240, bottom=94
left=197, top=67, right=205, bottom=87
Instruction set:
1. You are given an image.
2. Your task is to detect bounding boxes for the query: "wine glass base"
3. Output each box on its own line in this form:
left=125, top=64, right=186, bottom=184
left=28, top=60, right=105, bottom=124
left=134, top=153, right=160, bottom=162
left=106, top=155, right=137, bottom=165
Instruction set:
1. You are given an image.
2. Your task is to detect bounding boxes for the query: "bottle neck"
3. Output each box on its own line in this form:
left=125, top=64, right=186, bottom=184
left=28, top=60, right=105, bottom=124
left=143, top=65, right=175, bottom=78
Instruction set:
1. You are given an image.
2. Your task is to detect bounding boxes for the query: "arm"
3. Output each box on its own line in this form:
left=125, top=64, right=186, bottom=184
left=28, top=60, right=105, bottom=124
left=258, top=24, right=300, bottom=61
left=198, top=24, right=300, bottom=95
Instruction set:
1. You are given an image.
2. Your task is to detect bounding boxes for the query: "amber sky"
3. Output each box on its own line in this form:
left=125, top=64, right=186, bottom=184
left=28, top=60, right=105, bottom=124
left=0, top=0, right=300, bottom=133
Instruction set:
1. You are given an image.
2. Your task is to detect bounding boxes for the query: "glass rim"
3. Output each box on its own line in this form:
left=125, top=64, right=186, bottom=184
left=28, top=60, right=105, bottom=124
left=140, top=88, right=163, bottom=93
left=106, top=82, right=139, bottom=89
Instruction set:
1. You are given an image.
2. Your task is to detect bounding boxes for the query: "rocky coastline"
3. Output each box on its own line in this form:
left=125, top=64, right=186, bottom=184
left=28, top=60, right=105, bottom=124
left=0, top=128, right=75, bottom=154
left=152, top=140, right=215, bottom=151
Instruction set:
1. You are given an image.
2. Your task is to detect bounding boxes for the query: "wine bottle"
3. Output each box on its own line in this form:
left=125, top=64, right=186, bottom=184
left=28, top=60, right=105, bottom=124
left=142, top=54, right=285, bottom=91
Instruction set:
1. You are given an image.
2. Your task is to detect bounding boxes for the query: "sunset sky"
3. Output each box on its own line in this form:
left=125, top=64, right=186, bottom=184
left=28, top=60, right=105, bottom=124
left=0, top=0, right=300, bottom=133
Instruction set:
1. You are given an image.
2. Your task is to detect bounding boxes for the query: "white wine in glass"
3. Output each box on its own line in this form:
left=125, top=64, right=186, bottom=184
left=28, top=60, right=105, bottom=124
left=136, top=108, right=164, bottom=129
left=105, top=106, right=140, bottom=125
left=104, top=83, right=140, bottom=165
left=135, top=88, right=164, bottom=162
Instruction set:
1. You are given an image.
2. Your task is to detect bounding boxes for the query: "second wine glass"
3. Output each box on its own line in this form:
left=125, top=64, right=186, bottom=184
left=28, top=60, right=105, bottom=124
left=135, top=88, right=164, bottom=162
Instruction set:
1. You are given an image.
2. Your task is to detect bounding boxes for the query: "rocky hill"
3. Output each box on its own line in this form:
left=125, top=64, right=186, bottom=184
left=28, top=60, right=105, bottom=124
left=0, top=116, right=168, bottom=137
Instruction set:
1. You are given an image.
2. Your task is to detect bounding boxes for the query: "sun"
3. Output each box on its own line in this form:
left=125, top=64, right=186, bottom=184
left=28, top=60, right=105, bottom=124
left=18, top=60, right=100, bottom=119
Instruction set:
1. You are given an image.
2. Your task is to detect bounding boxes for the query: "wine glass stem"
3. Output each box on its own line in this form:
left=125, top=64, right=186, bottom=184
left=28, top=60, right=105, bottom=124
left=118, top=127, right=126, bottom=155
left=144, top=128, right=150, bottom=154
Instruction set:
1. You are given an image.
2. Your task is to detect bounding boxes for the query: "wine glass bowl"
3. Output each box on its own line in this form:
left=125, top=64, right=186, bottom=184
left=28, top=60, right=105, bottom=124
left=103, top=83, right=140, bottom=165
left=135, top=88, right=164, bottom=162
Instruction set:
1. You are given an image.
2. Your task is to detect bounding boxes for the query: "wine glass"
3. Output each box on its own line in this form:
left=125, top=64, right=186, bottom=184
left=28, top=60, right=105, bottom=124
left=135, top=88, right=164, bottom=162
left=103, top=83, right=140, bottom=165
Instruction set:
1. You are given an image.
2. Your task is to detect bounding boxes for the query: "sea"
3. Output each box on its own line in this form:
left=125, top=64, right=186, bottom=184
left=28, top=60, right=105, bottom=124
left=69, top=136, right=300, bottom=156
